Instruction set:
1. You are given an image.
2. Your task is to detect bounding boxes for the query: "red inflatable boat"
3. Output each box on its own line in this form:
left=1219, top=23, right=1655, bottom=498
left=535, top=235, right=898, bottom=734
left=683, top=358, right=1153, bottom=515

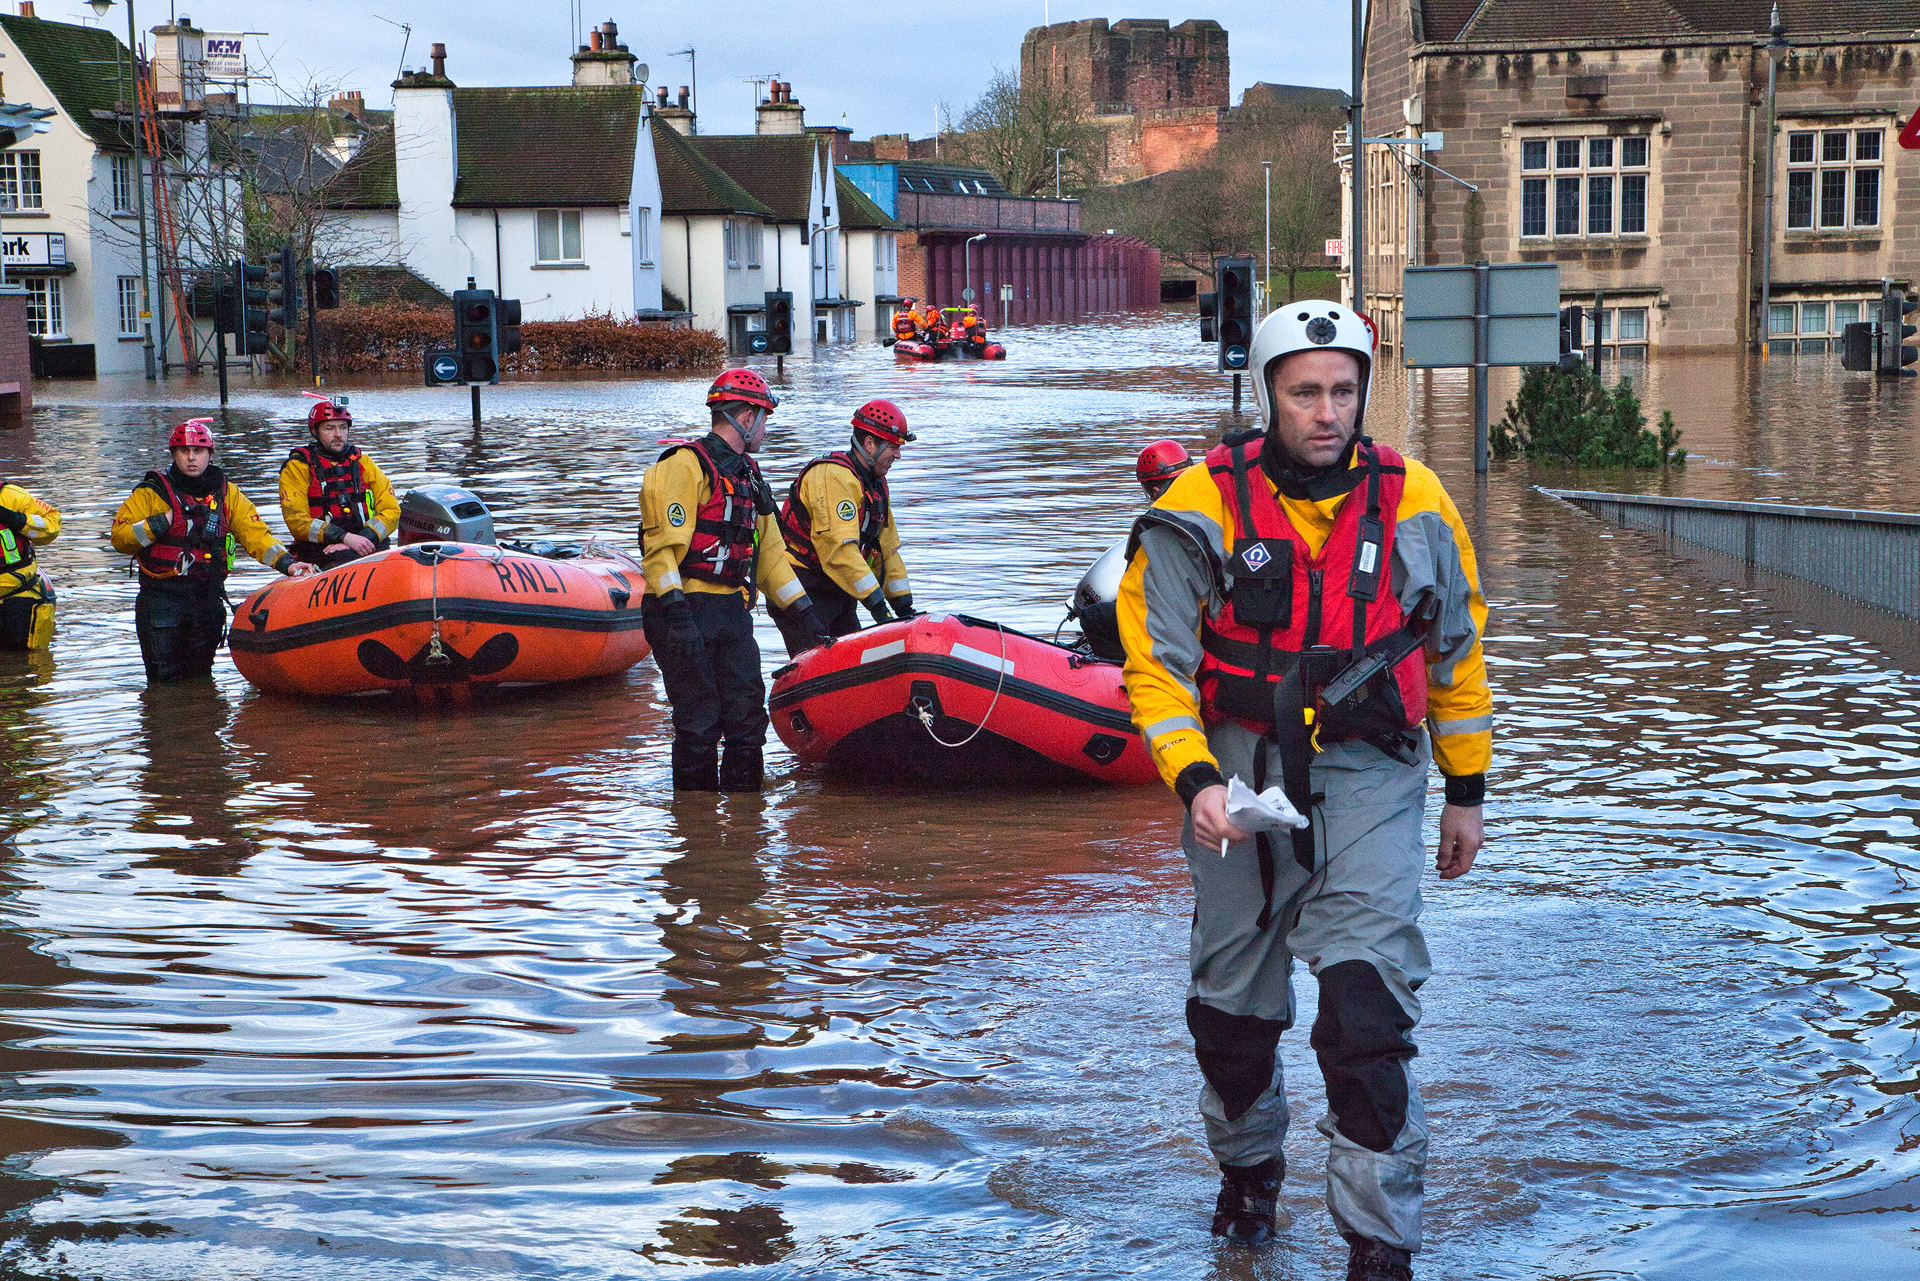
left=768, top=613, right=1156, bottom=785
left=893, top=338, right=1007, bottom=361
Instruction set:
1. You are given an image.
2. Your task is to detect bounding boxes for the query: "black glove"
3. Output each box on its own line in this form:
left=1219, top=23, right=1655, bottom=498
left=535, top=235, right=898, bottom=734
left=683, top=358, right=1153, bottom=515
left=654, top=595, right=704, bottom=666
left=0, top=504, right=25, bottom=533
left=143, top=512, right=173, bottom=543
left=863, top=591, right=891, bottom=625
left=891, top=594, right=920, bottom=620
left=780, top=603, right=835, bottom=658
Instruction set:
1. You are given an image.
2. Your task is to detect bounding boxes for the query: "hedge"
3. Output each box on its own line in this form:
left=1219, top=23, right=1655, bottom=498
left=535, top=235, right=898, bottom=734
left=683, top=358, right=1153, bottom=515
left=310, top=305, right=726, bottom=374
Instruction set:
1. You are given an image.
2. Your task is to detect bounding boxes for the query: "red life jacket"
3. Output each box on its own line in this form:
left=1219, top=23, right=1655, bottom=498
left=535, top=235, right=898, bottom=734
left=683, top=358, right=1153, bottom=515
left=657, top=436, right=764, bottom=589
left=776, top=452, right=889, bottom=575
left=1196, top=437, right=1428, bottom=742
left=289, top=444, right=373, bottom=534
left=136, top=471, right=235, bottom=582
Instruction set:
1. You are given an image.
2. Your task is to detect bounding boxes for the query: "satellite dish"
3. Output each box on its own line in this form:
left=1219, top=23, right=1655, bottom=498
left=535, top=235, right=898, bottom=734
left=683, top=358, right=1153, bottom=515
left=636, top=62, right=649, bottom=86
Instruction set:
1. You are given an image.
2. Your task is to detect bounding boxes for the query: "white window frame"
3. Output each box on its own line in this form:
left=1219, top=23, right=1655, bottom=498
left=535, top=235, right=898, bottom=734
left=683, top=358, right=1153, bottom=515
left=723, top=217, right=740, bottom=269
left=1767, top=297, right=1874, bottom=355
left=1784, top=125, right=1883, bottom=230
left=24, top=277, right=62, bottom=337
left=117, top=276, right=141, bottom=336
left=635, top=207, right=653, bottom=267
left=535, top=208, right=584, bottom=264
left=110, top=153, right=135, bottom=214
left=0, top=150, right=43, bottom=211
left=1579, top=304, right=1653, bottom=359
left=1517, top=131, right=1650, bottom=242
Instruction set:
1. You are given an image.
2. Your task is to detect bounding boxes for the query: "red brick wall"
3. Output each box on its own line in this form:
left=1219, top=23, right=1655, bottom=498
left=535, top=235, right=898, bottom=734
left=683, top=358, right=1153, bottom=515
left=1140, top=107, right=1221, bottom=175
left=1021, top=18, right=1228, bottom=114
left=0, top=291, right=31, bottom=430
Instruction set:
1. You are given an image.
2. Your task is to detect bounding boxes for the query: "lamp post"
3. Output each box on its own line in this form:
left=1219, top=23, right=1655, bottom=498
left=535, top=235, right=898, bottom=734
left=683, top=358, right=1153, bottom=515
left=1757, top=3, right=1789, bottom=357
left=1049, top=147, right=1067, bottom=199
left=1349, top=0, right=1364, bottom=312
left=965, top=233, right=987, bottom=309
left=91, top=0, right=156, bottom=380
left=1262, top=159, right=1273, bottom=308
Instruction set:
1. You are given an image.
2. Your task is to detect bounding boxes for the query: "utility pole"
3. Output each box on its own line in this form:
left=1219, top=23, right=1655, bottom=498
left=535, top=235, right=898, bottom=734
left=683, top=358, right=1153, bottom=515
left=1049, top=147, right=1067, bottom=199
left=1349, top=0, right=1364, bottom=313
left=93, top=0, right=157, bottom=379
left=1757, top=3, right=1789, bottom=357
left=1262, top=159, right=1273, bottom=307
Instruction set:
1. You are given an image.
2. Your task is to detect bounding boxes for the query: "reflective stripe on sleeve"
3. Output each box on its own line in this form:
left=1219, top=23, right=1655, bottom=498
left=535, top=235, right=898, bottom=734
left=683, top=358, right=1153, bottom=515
left=771, top=578, right=805, bottom=606
left=886, top=577, right=910, bottom=595
left=1431, top=714, right=1492, bottom=736
left=657, top=568, right=683, bottom=590
left=851, top=572, right=878, bottom=595
left=1145, top=714, right=1204, bottom=740
left=133, top=522, right=157, bottom=547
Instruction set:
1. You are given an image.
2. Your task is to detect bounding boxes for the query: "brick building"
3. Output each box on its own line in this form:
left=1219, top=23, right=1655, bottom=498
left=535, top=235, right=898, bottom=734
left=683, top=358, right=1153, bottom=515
left=1352, top=0, right=1920, bottom=359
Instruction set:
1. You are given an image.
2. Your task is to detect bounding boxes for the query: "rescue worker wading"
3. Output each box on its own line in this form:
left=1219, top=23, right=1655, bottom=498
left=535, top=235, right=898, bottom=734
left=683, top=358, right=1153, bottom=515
left=639, top=369, right=830, bottom=793
left=777, top=398, right=918, bottom=637
left=279, top=396, right=400, bottom=566
left=1117, top=303, right=1491, bottom=1279
left=111, top=419, right=315, bottom=684
left=0, top=476, right=61, bottom=651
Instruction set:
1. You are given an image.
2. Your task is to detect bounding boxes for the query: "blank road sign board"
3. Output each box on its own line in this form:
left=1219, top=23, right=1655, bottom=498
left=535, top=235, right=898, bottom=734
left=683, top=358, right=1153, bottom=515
left=1402, top=263, right=1560, bottom=368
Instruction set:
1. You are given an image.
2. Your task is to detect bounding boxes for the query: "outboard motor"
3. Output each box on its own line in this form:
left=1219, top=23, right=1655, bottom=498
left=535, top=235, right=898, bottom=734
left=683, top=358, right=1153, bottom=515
left=1066, top=538, right=1128, bottom=663
left=398, top=485, right=496, bottom=546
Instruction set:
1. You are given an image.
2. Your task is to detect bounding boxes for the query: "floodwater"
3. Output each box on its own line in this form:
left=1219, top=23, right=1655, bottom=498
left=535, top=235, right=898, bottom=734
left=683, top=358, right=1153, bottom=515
left=0, top=312, right=1915, bottom=1280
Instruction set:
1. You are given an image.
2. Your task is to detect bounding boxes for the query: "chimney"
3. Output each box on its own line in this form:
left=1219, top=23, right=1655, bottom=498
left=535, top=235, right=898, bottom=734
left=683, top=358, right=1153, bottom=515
left=329, top=90, right=366, bottom=121
left=757, top=80, right=805, bottom=135
left=430, top=43, right=447, bottom=79
left=18, top=2, right=33, bottom=17
left=571, top=17, right=639, bottom=86
left=589, top=29, right=602, bottom=51
left=656, top=84, right=696, bottom=135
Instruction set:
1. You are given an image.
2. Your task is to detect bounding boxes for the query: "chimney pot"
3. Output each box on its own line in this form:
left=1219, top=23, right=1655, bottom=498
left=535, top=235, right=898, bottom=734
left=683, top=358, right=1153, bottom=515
left=602, top=19, right=618, bottom=37
left=656, top=86, right=668, bottom=106
left=677, top=85, right=690, bottom=109
left=18, top=1, right=33, bottom=16
left=430, top=43, right=447, bottom=78
left=589, top=29, right=602, bottom=50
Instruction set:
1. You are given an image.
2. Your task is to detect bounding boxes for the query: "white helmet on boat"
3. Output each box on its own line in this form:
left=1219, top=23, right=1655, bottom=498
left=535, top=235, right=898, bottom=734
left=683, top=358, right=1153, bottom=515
left=1248, top=301, right=1376, bottom=436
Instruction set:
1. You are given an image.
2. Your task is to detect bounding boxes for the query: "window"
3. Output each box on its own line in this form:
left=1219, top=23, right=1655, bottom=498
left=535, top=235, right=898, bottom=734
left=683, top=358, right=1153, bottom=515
left=111, top=154, right=136, bottom=213
left=887, top=236, right=896, bottom=270
left=1799, top=301, right=1827, bottom=334
left=24, top=278, right=61, bottom=337
left=723, top=218, right=740, bottom=268
left=1767, top=298, right=1874, bottom=356
left=746, top=220, right=761, bottom=268
left=536, top=209, right=583, bottom=263
left=1582, top=306, right=1650, bottom=359
left=1521, top=132, right=1650, bottom=240
left=117, top=276, right=140, bottom=336
left=1768, top=303, right=1796, bottom=335
left=1784, top=127, right=1882, bottom=229
left=0, top=150, right=42, bottom=211
left=1833, top=301, right=1860, bottom=329
left=874, top=234, right=885, bottom=269
left=635, top=206, right=653, bottom=266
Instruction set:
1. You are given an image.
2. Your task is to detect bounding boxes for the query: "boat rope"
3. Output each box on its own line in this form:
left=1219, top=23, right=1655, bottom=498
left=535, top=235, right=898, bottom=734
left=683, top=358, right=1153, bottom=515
left=912, top=621, right=1007, bottom=749
left=425, top=549, right=448, bottom=664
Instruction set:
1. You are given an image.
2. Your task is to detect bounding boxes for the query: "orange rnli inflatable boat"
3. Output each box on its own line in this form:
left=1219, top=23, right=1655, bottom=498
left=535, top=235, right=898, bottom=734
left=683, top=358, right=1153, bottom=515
left=229, top=541, right=650, bottom=696
left=768, top=613, right=1155, bottom=785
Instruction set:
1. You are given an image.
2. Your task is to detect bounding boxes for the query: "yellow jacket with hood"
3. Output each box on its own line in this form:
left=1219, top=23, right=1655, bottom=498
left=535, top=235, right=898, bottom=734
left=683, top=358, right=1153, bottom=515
left=278, top=450, right=401, bottom=546
left=0, top=482, right=60, bottom=599
left=1117, top=440, right=1492, bottom=802
left=638, top=439, right=807, bottom=611
left=789, top=460, right=910, bottom=604
left=110, top=476, right=293, bottom=576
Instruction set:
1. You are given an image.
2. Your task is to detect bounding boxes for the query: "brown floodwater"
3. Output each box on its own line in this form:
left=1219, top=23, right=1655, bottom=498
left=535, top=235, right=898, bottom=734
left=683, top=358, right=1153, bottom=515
left=0, top=312, right=1914, bottom=1280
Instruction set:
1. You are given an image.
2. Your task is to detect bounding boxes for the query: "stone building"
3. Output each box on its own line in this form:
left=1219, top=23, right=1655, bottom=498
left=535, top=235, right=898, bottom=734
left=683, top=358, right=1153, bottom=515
left=1352, top=0, right=1920, bottom=359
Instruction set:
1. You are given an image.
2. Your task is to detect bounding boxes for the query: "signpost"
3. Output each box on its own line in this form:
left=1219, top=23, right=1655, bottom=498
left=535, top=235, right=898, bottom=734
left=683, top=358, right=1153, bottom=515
left=1403, top=261, right=1561, bottom=474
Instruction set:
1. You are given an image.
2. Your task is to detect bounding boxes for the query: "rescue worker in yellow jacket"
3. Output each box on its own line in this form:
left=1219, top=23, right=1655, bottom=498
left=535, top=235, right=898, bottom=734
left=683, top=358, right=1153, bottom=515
left=1117, top=303, right=1490, bottom=1275
left=0, top=477, right=61, bottom=651
left=639, top=369, right=831, bottom=793
left=777, top=398, right=918, bottom=637
left=279, top=396, right=400, bottom=566
left=111, top=419, right=315, bottom=684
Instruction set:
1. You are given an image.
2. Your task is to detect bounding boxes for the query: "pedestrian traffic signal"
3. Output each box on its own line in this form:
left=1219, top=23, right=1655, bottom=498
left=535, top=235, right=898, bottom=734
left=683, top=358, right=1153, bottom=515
left=764, top=291, right=793, bottom=355
left=310, top=266, right=340, bottom=310
left=1198, top=290, right=1218, bottom=344
left=453, top=288, right=500, bottom=384
left=268, top=245, right=298, bottom=329
left=1214, top=256, right=1255, bottom=371
left=1558, top=304, right=1585, bottom=369
left=236, top=259, right=271, bottom=355
left=497, top=297, right=523, bottom=356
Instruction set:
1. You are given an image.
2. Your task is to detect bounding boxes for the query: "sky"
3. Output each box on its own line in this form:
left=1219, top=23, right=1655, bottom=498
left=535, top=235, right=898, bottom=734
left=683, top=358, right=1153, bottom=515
left=37, top=0, right=1357, bottom=138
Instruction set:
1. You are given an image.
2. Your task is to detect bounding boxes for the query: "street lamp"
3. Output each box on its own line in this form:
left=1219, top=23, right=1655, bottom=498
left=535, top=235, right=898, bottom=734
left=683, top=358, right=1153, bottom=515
left=1757, top=3, right=1789, bottom=357
left=89, top=0, right=157, bottom=380
left=1049, top=147, right=1067, bottom=199
left=1262, top=159, right=1273, bottom=309
left=965, top=233, right=987, bottom=309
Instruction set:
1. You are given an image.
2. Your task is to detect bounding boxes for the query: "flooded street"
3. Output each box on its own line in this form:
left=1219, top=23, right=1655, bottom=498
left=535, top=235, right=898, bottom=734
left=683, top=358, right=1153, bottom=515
left=0, top=311, right=1915, bottom=1279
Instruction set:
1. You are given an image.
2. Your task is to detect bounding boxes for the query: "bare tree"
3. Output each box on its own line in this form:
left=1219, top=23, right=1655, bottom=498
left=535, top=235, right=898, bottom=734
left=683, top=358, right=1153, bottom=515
left=947, top=66, right=1103, bottom=196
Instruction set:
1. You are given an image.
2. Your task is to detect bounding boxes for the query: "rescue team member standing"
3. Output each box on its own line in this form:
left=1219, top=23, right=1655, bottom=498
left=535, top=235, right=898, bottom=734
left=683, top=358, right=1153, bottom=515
left=279, top=397, right=400, bottom=566
left=777, top=399, right=919, bottom=636
left=111, top=420, right=315, bottom=684
left=1117, top=303, right=1490, bottom=1278
left=0, top=476, right=61, bottom=651
left=638, top=369, right=831, bottom=793
left=1136, top=439, right=1193, bottom=502
left=892, top=301, right=921, bottom=343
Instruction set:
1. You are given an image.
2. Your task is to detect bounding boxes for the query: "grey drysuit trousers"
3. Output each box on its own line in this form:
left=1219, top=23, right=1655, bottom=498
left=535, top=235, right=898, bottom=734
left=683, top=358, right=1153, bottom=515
left=1183, top=723, right=1432, bottom=1252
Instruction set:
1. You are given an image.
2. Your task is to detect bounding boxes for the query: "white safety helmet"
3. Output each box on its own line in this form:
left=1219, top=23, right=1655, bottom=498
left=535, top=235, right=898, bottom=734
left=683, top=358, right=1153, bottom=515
left=1248, top=301, right=1377, bottom=436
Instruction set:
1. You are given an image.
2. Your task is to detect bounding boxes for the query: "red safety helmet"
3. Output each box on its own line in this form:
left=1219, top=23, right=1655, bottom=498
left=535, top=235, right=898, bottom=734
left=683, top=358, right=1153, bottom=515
left=169, top=418, right=217, bottom=450
left=306, top=396, right=351, bottom=432
left=852, top=398, right=914, bottom=445
left=1137, top=439, right=1192, bottom=489
left=706, top=367, right=779, bottom=413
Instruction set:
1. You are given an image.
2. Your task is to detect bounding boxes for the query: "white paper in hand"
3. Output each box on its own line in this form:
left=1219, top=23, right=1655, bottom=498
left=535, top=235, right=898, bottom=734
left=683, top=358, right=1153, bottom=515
left=1219, top=775, right=1309, bottom=857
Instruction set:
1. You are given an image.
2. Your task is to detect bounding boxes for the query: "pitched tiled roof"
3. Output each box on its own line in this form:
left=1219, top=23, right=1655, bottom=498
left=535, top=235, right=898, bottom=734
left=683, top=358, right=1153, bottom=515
left=835, top=172, right=900, bottom=231
left=451, top=86, right=644, bottom=207
left=0, top=13, right=133, bottom=150
left=688, top=134, right=818, bottom=222
left=325, top=127, right=397, bottom=209
left=1447, top=0, right=1920, bottom=42
left=653, top=120, right=772, bottom=217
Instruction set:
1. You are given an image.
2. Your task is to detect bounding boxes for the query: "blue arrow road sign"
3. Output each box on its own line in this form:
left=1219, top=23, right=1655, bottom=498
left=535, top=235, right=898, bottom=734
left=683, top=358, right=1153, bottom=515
left=432, top=354, right=459, bottom=382
left=1223, top=345, right=1248, bottom=370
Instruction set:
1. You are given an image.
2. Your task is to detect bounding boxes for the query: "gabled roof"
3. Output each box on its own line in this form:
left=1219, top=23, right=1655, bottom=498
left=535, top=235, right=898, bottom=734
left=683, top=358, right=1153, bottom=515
left=451, top=85, right=645, bottom=207
left=324, top=126, right=397, bottom=209
left=0, top=13, right=132, bottom=150
left=894, top=162, right=1006, bottom=196
left=1430, top=0, right=1920, bottom=44
left=688, top=133, right=818, bottom=223
left=652, top=119, right=772, bottom=217
left=835, top=172, right=901, bottom=232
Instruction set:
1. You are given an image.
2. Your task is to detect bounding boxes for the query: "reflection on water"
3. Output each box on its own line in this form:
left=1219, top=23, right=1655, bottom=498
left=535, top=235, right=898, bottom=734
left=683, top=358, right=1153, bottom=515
left=0, top=315, right=1913, bottom=1278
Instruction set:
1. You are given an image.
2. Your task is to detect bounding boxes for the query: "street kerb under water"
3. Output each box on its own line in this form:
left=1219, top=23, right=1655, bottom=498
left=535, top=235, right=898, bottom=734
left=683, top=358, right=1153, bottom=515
left=0, top=311, right=1912, bottom=1278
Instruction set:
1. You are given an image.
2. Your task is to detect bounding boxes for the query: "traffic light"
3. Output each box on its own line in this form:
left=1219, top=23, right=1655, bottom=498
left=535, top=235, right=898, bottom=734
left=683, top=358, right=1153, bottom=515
left=497, top=297, right=523, bottom=355
left=268, top=245, right=298, bottom=329
left=236, top=258, right=271, bottom=355
left=453, top=288, right=499, bottom=384
left=764, top=291, right=793, bottom=355
left=212, top=269, right=238, bottom=335
left=310, top=266, right=340, bottom=310
left=1841, top=321, right=1876, bottom=372
left=1879, top=289, right=1917, bottom=375
left=1198, top=289, right=1218, bottom=344
left=1215, top=256, right=1255, bottom=371
left=1558, top=304, right=1585, bottom=369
